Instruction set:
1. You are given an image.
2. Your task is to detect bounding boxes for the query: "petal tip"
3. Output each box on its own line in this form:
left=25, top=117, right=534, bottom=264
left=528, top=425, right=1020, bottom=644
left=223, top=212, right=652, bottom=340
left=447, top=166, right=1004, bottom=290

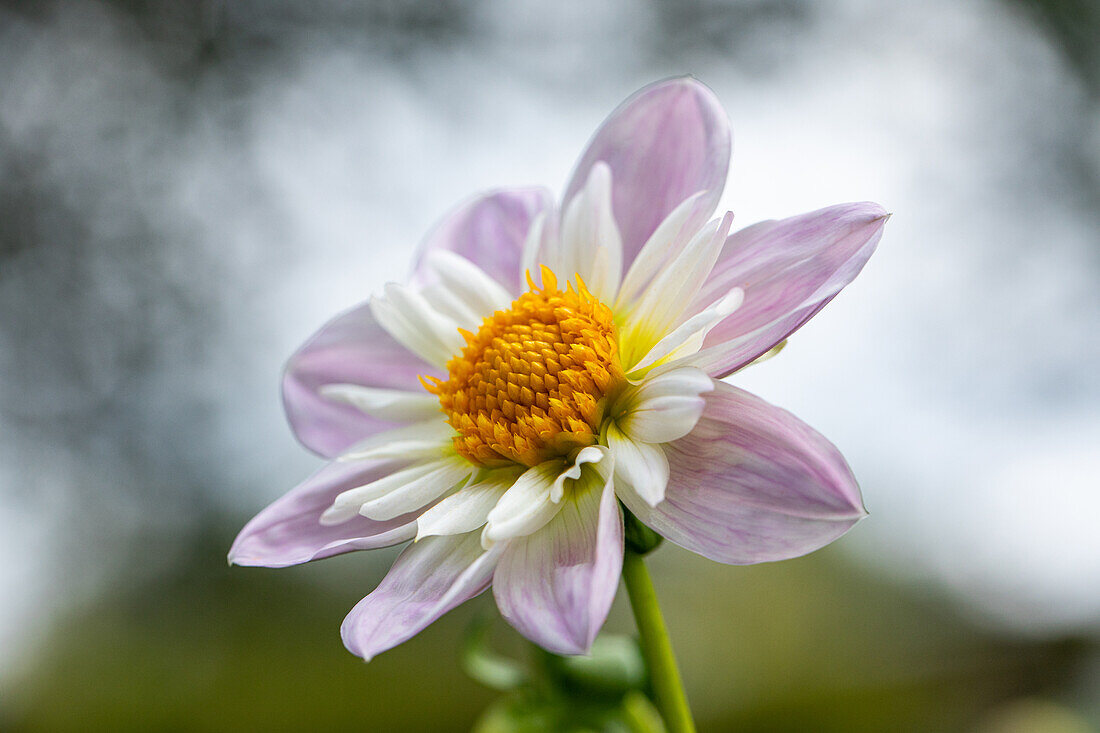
left=226, top=531, right=261, bottom=567
left=859, top=202, right=890, bottom=224
left=340, top=605, right=382, bottom=663
left=647, top=74, right=723, bottom=104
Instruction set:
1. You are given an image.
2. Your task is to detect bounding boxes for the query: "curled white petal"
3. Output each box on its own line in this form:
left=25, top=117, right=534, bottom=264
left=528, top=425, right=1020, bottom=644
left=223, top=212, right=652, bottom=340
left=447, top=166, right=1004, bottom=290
left=549, top=445, right=605, bottom=503
left=483, top=446, right=608, bottom=546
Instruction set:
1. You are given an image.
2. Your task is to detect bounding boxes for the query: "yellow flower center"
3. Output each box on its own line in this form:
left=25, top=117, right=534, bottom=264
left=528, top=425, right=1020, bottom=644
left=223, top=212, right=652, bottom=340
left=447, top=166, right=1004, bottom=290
left=425, top=267, right=623, bottom=467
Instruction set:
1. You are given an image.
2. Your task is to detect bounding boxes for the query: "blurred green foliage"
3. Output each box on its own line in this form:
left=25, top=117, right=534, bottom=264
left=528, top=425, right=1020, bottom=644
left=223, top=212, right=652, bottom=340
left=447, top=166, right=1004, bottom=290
left=4, top=526, right=1095, bottom=732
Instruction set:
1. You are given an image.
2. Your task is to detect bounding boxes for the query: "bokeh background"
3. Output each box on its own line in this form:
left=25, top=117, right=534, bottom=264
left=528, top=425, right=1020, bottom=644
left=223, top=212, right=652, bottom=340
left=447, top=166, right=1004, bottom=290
left=2, top=0, right=1099, bottom=730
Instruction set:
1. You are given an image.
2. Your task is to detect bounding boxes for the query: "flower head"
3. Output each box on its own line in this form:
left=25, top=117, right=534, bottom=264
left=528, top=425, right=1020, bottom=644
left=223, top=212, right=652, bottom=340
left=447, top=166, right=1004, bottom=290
left=230, top=78, right=888, bottom=660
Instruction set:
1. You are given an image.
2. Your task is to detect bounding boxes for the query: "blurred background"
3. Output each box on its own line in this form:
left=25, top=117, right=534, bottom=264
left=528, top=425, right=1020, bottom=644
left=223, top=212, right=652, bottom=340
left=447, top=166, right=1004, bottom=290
left=2, top=0, right=1099, bottom=730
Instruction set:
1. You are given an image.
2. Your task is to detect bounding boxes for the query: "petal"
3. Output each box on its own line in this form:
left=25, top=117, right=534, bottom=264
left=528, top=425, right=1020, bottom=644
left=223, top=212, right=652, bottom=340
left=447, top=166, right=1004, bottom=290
left=548, top=445, right=606, bottom=503
left=619, top=381, right=866, bottom=565
left=482, top=462, right=560, bottom=545
left=617, top=211, right=734, bottom=368
left=605, top=422, right=669, bottom=507
left=228, top=460, right=418, bottom=568
left=483, top=447, right=607, bottom=545
left=546, top=162, right=623, bottom=301
left=322, top=454, right=473, bottom=524
left=617, top=367, right=715, bottom=444
left=493, top=463, right=623, bottom=655
left=341, top=532, right=501, bottom=661
left=370, top=283, right=465, bottom=369
left=626, top=287, right=743, bottom=376
left=283, top=303, right=439, bottom=458
left=689, top=203, right=889, bottom=377
left=420, top=250, right=514, bottom=329
left=520, top=210, right=557, bottom=289
left=411, top=187, right=556, bottom=296
left=415, top=469, right=520, bottom=541
left=564, top=77, right=730, bottom=270
left=337, top=419, right=455, bottom=462
left=320, top=384, right=441, bottom=424
left=616, top=191, right=713, bottom=308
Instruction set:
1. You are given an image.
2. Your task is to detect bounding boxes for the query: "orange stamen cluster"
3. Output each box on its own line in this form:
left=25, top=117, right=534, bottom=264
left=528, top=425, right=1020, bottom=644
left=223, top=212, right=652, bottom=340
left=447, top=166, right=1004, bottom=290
left=425, top=267, right=623, bottom=467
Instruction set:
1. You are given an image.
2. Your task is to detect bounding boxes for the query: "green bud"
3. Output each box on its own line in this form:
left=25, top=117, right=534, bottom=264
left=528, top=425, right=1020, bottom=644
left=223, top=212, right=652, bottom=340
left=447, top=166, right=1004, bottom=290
left=623, top=506, right=663, bottom=555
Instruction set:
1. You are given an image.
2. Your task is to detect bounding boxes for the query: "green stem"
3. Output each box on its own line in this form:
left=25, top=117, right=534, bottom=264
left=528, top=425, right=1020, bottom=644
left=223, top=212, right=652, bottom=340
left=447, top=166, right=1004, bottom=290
left=621, top=549, right=696, bottom=733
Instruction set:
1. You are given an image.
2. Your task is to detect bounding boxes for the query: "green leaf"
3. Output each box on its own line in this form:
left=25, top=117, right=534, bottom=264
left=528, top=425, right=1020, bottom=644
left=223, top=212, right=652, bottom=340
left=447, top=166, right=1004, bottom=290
left=547, top=635, right=648, bottom=696
left=462, top=616, right=529, bottom=691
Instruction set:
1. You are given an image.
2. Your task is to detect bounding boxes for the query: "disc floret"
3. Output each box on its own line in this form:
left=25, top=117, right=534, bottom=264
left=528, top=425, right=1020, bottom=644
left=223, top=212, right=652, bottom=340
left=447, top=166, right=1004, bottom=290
left=426, top=267, right=624, bottom=466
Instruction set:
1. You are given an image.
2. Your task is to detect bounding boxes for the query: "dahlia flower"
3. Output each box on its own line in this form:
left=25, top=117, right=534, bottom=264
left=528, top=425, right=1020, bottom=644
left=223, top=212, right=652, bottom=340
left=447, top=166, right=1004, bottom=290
left=230, top=78, right=887, bottom=664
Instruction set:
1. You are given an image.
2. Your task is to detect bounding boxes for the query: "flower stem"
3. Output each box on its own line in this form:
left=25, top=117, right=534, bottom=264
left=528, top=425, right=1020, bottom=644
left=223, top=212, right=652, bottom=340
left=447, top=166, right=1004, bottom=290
left=621, top=549, right=696, bottom=733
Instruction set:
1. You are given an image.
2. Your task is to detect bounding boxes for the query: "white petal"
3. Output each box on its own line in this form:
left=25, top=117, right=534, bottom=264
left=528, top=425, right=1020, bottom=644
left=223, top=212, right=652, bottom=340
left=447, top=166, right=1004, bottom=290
left=553, top=162, right=623, bottom=301
left=620, top=398, right=707, bottom=445
left=628, top=365, right=715, bottom=404
left=618, top=212, right=734, bottom=367
left=482, top=461, right=560, bottom=545
left=337, top=419, right=454, bottom=462
left=627, top=288, right=744, bottom=376
left=320, top=384, right=441, bottom=423
left=370, top=283, right=465, bottom=368
left=321, top=461, right=439, bottom=525
left=605, top=422, right=669, bottom=507
left=482, top=447, right=609, bottom=546
left=337, top=436, right=451, bottom=464
left=421, top=280, right=484, bottom=330
left=520, top=210, right=552, bottom=285
left=618, top=367, right=715, bottom=444
left=358, top=458, right=474, bottom=521
left=617, top=191, right=708, bottom=307
left=415, top=469, right=519, bottom=541
left=320, top=456, right=471, bottom=525
left=424, top=250, right=513, bottom=323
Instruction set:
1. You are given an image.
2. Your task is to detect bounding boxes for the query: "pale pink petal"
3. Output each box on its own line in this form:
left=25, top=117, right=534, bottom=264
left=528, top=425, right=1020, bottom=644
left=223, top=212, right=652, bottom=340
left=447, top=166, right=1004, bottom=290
left=283, top=302, right=439, bottom=458
left=689, top=203, right=888, bottom=377
left=492, top=465, right=623, bottom=655
left=228, top=460, right=419, bottom=569
left=563, top=77, right=730, bottom=270
left=341, top=532, right=500, bottom=661
left=620, top=382, right=866, bottom=565
left=412, top=187, right=555, bottom=296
